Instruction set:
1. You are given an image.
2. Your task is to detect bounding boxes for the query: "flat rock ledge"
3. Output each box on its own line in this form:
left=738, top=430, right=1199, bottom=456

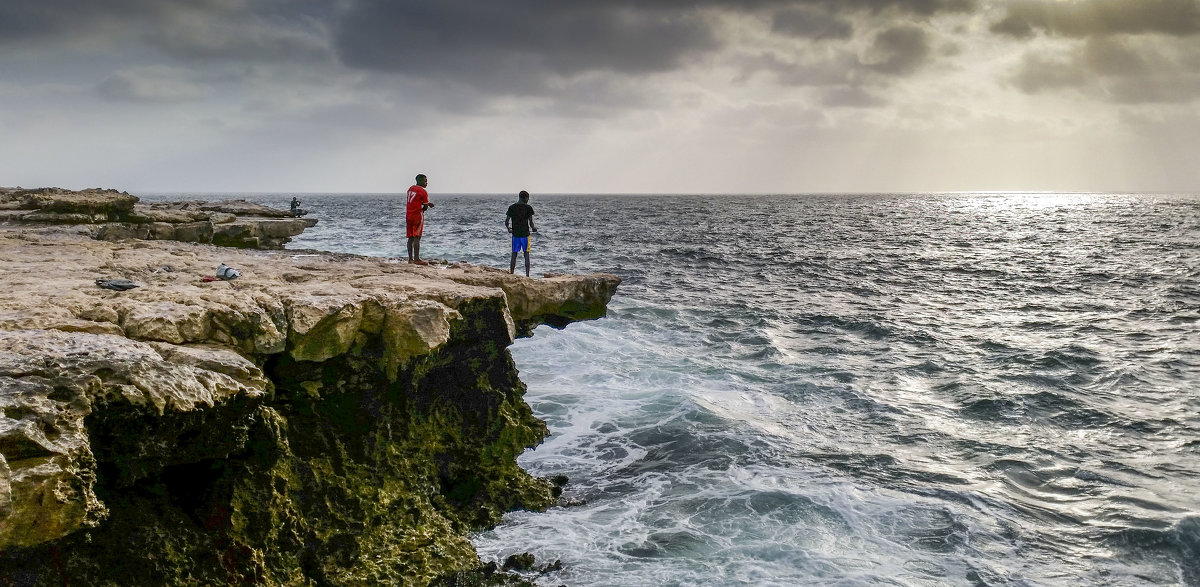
left=0, top=221, right=619, bottom=585
left=0, top=187, right=317, bottom=249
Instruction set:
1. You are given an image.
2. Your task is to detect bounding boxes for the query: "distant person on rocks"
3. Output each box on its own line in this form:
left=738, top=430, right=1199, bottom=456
left=290, top=197, right=307, bottom=217
left=505, top=190, right=537, bottom=276
left=406, top=174, right=434, bottom=264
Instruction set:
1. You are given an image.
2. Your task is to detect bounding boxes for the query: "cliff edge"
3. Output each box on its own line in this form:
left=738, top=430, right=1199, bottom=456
left=0, top=215, right=619, bottom=584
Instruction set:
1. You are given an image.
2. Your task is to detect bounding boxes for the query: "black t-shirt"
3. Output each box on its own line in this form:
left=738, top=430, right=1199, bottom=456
left=506, top=203, right=535, bottom=237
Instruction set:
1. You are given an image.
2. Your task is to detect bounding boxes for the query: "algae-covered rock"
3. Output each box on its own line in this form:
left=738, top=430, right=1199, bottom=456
left=285, top=293, right=375, bottom=362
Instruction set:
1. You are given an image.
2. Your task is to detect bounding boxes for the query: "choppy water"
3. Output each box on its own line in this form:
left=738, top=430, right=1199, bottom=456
left=149, top=192, right=1200, bottom=585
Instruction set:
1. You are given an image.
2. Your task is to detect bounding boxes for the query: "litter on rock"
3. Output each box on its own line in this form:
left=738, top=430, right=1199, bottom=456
left=216, top=263, right=241, bottom=280
left=96, top=278, right=139, bottom=291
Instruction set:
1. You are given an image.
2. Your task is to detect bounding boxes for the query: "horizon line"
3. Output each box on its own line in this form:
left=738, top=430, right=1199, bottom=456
left=124, top=189, right=1199, bottom=197
left=7, top=185, right=1197, bottom=197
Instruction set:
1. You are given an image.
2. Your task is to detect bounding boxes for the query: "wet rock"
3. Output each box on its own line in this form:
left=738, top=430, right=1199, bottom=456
left=502, top=553, right=536, bottom=571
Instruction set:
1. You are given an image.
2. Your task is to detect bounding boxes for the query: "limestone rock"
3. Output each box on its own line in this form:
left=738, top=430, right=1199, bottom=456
left=127, top=207, right=214, bottom=224
left=445, top=264, right=621, bottom=335
left=212, top=217, right=318, bottom=249
left=196, top=199, right=297, bottom=218
left=0, top=188, right=316, bottom=250
left=0, top=329, right=270, bottom=550
left=284, top=292, right=376, bottom=362
left=0, top=188, right=137, bottom=217
left=19, top=212, right=110, bottom=225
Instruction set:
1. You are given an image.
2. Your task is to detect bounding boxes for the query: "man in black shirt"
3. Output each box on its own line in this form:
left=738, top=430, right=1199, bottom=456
left=505, top=190, right=537, bottom=276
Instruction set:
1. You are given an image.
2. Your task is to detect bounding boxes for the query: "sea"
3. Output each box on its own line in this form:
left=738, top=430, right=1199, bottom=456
left=144, top=192, right=1200, bottom=586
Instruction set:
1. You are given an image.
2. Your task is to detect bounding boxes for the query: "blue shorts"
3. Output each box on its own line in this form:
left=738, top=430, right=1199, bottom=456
left=512, top=237, right=529, bottom=253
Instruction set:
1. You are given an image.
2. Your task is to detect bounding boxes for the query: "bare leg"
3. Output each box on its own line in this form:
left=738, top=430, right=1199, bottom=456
left=523, top=250, right=531, bottom=277
left=510, top=252, right=517, bottom=274
left=407, top=237, right=415, bottom=262
left=413, top=237, right=423, bottom=263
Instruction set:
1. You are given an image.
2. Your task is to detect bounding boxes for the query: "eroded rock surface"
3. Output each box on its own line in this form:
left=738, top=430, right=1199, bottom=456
left=0, top=224, right=619, bottom=585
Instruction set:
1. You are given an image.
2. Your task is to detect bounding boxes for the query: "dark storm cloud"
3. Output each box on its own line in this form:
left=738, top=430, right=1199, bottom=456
left=1080, top=37, right=1152, bottom=77
left=991, top=0, right=1200, bottom=39
left=0, top=0, right=223, bottom=40
left=992, top=1, right=1200, bottom=104
left=751, top=23, right=933, bottom=100
left=0, top=0, right=975, bottom=41
left=863, top=25, right=932, bottom=75
left=96, top=66, right=214, bottom=102
left=769, top=0, right=974, bottom=41
left=332, top=0, right=975, bottom=84
left=145, top=19, right=332, bottom=64
left=1008, top=54, right=1091, bottom=94
left=0, top=0, right=336, bottom=63
left=334, top=1, right=720, bottom=81
left=3, top=0, right=978, bottom=91
left=736, top=51, right=859, bottom=87
left=1008, top=37, right=1200, bottom=104
left=772, top=7, right=854, bottom=40
left=3, top=0, right=983, bottom=113
left=765, top=0, right=976, bottom=17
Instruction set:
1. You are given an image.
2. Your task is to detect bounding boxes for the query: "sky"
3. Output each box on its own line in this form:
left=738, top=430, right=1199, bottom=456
left=2, top=0, right=1200, bottom=195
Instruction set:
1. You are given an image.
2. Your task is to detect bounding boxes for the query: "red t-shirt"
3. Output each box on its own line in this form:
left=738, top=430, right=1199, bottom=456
left=406, top=185, right=428, bottom=217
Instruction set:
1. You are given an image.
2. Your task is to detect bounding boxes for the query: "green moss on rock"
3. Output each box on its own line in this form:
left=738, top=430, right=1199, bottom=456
left=0, top=293, right=561, bottom=586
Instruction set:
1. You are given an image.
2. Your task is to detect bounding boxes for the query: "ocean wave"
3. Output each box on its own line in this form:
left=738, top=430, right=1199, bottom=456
left=1104, top=516, right=1200, bottom=585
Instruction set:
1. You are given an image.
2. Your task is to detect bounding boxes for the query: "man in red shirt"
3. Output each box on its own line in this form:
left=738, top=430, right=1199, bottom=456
left=406, top=174, right=434, bottom=264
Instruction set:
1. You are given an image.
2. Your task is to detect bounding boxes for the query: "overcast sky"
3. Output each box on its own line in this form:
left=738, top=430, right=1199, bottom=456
left=2, top=0, right=1199, bottom=194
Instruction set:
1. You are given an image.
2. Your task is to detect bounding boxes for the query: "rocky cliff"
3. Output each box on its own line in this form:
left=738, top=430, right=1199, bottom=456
left=0, top=205, right=619, bottom=585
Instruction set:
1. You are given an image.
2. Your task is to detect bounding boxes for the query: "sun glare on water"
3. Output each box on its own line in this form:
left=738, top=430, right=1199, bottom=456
left=957, top=191, right=1118, bottom=212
